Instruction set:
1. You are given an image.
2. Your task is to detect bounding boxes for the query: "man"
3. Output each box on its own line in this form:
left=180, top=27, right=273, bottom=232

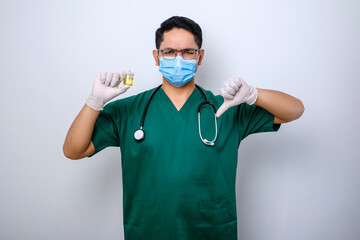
left=63, top=16, right=304, bottom=240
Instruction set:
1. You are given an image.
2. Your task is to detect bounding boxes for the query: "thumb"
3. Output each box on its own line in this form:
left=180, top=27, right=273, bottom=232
left=114, top=85, right=131, bottom=96
left=216, top=102, right=230, bottom=118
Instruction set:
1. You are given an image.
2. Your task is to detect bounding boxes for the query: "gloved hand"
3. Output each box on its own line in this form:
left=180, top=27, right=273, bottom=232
left=85, top=70, right=131, bottom=111
left=216, top=77, right=258, bottom=118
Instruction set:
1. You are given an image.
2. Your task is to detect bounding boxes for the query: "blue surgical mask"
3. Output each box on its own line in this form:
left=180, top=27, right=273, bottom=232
left=159, top=56, right=196, bottom=87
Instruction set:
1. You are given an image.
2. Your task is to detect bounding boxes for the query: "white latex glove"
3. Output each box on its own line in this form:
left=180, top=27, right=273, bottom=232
left=85, top=70, right=131, bottom=111
left=216, top=77, right=258, bottom=118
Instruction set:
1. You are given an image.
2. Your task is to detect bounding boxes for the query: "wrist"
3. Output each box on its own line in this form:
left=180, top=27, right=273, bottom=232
left=85, top=95, right=105, bottom=111
left=245, top=86, right=258, bottom=105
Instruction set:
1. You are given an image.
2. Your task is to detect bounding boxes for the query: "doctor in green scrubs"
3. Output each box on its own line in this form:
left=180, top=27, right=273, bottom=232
left=63, top=16, right=304, bottom=240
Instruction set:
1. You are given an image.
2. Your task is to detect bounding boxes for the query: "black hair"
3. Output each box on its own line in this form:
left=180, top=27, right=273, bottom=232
left=155, top=16, right=203, bottom=49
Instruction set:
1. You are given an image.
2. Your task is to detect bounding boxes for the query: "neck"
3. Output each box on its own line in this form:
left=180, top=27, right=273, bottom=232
left=161, top=77, right=196, bottom=110
left=162, top=77, right=195, bottom=97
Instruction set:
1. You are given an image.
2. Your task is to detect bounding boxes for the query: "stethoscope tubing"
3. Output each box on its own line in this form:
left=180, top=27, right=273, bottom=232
left=134, top=84, right=218, bottom=146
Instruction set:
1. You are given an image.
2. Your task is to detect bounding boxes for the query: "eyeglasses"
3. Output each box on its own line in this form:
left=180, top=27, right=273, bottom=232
left=157, top=48, right=200, bottom=60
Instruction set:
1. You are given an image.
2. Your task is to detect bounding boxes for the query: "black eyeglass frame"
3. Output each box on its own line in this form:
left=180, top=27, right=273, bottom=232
left=157, top=48, right=201, bottom=61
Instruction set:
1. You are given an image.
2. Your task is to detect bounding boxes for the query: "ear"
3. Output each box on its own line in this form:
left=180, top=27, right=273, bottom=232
left=153, top=50, right=160, bottom=66
left=195, top=49, right=204, bottom=73
left=198, top=49, right=205, bottom=65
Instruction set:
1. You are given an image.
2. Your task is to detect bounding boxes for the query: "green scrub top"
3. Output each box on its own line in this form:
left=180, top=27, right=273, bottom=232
left=91, top=86, right=280, bottom=240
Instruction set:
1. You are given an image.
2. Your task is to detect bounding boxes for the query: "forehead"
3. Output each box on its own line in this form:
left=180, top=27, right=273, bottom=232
left=160, top=28, right=198, bottom=49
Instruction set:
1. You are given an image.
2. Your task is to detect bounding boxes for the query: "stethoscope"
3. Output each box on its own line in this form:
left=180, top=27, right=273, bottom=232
left=134, top=84, right=218, bottom=146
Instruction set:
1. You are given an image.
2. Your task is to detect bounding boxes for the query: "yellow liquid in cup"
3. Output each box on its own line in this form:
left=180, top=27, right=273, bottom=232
left=123, top=77, right=134, bottom=86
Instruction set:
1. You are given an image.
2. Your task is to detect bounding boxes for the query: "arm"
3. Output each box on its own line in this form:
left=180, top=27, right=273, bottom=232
left=63, top=71, right=131, bottom=160
left=63, top=105, right=98, bottom=160
left=255, top=88, right=304, bottom=124
left=216, top=77, right=304, bottom=123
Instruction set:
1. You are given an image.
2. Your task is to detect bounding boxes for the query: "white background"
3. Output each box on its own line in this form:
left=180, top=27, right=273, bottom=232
left=1, top=0, right=359, bottom=239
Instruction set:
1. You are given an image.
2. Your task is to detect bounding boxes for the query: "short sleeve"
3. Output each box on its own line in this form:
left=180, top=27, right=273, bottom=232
left=237, top=103, right=280, bottom=140
left=90, top=101, right=121, bottom=156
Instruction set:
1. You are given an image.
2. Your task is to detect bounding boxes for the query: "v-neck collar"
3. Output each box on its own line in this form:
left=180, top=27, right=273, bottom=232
left=158, top=87, right=201, bottom=114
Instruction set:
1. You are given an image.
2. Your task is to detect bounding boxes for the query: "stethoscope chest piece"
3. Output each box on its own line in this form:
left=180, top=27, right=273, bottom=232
left=134, top=129, right=145, bottom=141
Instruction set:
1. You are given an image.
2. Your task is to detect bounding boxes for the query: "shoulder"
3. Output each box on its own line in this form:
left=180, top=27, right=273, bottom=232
left=196, top=85, right=245, bottom=118
left=105, top=87, right=158, bottom=109
left=196, top=85, right=224, bottom=109
left=100, top=86, right=159, bottom=119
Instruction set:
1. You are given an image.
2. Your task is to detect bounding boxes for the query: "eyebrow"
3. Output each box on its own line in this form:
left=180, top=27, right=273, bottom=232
left=160, top=47, right=197, bottom=50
